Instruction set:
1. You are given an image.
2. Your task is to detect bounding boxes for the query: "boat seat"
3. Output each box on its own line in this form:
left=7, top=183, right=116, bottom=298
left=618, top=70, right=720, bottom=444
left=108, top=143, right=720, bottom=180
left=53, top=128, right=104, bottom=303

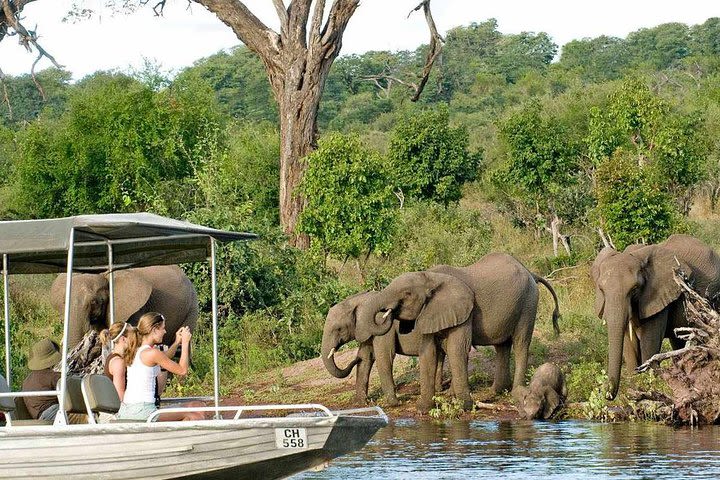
left=81, top=374, right=125, bottom=423
left=1, top=374, right=86, bottom=426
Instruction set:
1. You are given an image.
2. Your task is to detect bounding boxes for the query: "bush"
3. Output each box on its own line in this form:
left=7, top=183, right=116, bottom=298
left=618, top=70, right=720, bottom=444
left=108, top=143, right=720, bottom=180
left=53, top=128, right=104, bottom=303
left=388, top=106, right=480, bottom=206
left=594, top=152, right=677, bottom=249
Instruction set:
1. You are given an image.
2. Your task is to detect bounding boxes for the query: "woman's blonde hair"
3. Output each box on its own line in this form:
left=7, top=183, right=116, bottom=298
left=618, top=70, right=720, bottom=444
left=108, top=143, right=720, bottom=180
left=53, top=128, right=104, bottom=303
left=125, top=312, right=165, bottom=365
left=99, top=321, right=137, bottom=365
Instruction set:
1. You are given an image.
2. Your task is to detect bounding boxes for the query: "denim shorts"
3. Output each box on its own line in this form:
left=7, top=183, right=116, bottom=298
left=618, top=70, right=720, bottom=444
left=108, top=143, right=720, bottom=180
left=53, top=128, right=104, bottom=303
left=117, top=402, right=157, bottom=420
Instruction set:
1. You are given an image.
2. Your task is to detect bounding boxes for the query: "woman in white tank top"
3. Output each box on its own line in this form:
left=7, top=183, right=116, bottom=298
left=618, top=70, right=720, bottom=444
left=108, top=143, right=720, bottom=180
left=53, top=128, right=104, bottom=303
left=116, top=312, right=205, bottom=421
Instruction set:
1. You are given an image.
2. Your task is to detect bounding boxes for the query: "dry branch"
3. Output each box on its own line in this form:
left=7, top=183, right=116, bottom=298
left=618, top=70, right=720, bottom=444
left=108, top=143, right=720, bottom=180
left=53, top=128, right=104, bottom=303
left=408, top=0, right=443, bottom=102
left=635, top=268, right=720, bottom=425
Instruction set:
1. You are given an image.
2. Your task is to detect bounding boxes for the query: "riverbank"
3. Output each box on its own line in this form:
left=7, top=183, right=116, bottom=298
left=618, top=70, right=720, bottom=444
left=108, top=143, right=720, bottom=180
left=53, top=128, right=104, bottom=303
left=225, top=347, right=528, bottom=420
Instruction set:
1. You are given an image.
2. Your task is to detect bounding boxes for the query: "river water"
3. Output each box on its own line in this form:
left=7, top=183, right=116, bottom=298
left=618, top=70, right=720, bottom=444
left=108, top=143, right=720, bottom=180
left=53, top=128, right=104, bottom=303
left=296, top=419, right=720, bottom=479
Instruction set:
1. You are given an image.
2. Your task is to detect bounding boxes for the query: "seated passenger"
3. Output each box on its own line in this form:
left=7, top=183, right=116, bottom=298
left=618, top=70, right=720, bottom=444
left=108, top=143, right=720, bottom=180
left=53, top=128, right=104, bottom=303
left=99, top=322, right=136, bottom=401
left=117, top=312, right=204, bottom=421
left=22, top=338, right=61, bottom=421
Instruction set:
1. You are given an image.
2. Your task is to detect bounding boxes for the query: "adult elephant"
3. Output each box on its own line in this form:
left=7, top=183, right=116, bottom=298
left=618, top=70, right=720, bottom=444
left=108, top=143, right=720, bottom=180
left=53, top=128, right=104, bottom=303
left=591, top=234, right=720, bottom=399
left=50, top=265, right=199, bottom=348
left=355, top=253, right=561, bottom=412
left=321, top=291, right=445, bottom=406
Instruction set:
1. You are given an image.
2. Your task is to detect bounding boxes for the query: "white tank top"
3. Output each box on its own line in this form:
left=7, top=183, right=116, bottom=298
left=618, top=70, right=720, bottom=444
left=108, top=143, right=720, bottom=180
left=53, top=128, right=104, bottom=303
left=123, top=345, right=160, bottom=404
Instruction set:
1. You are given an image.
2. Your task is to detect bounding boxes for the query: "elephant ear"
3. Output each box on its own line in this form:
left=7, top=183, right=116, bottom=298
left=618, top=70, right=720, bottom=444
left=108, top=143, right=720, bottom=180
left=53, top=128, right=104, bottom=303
left=591, top=247, right=618, bottom=318
left=50, top=274, right=69, bottom=312
left=542, top=387, right=562, bottom=419
left=415, top=272, right=473, bottom=335
left=109, top=270, right=152, bottom=323
left=634, top=246, right=691, bottom=320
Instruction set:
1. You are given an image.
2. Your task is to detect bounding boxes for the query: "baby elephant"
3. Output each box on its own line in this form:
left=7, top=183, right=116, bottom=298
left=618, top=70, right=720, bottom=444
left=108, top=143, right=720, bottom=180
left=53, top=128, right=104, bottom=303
left=514, top=363, right=567, bottom=420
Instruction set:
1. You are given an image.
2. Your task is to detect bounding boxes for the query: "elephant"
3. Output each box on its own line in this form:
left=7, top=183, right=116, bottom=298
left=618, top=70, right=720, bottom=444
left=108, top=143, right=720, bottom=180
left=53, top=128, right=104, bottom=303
left=50, top=265, right=199, bottom=349
left=513, top=363, right=567, bottom=420
left=321, top=291, right=445, bottom=406
left=591, top=234, right=720, bottom=399
left=355, top=253, right=561, bottom=412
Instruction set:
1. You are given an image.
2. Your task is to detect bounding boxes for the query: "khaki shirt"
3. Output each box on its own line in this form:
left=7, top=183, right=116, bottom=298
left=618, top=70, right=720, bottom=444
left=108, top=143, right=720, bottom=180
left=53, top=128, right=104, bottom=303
left=22, top=369, right=61, bottom=419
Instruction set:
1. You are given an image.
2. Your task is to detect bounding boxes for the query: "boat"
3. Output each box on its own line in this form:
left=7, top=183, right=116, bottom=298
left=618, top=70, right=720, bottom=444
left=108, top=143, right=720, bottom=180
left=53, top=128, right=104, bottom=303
left=0, top=214, right=387, bottom=479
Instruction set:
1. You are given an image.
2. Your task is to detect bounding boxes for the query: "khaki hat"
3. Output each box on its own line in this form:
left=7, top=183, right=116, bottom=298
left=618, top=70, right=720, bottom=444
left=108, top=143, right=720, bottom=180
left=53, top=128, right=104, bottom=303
left=28, top=338, right=61, bottom=370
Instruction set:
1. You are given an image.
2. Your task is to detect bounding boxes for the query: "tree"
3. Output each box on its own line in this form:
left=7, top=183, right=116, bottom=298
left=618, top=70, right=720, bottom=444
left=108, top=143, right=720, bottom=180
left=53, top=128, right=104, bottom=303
left=495, top=100, right=582, bottom=255
left=1, top=1, right=62, bottom=111
left=588, top=77, right=709, bottom=214
left=10, top=72, right=225, bottom=218
left=298, top=133, right=397, bottom=267
left=388, top=106, right=479, bottom=206
left=594, top=152, right=676, bottom=250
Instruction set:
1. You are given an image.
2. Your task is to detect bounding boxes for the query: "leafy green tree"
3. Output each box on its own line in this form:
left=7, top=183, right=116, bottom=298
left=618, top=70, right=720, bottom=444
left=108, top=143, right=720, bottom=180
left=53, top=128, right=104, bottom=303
left=559, top=36, right=630, bottom=82
left=494, top=100, right=583, bottom=254
left=494, top=32, right=557, bottom=83
left=625, top=23, right=691, bottom=70
left=11, top=72, right=225, bottom=218
left=388, top=106, right=479, bottom=206
left=587, top=77, right=708, bottom=213
left=0, top=68, right=71, bottom=128
left=174, top=47, right=277, bottom=123
left=298, top=133, right=397, bottom=262
left=594, top=152, right=677, bottom=250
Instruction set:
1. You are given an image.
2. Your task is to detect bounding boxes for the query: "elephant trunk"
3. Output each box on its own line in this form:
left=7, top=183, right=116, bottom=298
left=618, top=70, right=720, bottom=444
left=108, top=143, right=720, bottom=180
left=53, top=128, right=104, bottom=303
left=355, top=295, right=395, bottom=343
left=321, top=334, right=360, bottom=379
left=605, top=302, right=629, bottom=400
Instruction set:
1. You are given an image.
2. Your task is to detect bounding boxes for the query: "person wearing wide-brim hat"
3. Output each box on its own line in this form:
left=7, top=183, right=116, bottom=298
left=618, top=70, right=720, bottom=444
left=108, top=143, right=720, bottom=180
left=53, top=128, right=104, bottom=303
left=22, top=338, right=62, bottom=420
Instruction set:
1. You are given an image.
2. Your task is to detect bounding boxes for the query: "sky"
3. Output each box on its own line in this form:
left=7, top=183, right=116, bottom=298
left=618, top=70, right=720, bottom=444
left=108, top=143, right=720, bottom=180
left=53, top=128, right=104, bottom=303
left=0, top=0, right=718, bottom=79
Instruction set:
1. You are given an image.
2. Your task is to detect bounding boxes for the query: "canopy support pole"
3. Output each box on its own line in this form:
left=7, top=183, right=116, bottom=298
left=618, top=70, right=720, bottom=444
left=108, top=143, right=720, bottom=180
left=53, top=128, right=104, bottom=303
left=56, top=228, right=75, bottom=426
left=211, top=238, right=220, bottom=419
left=3, top=254, right=10, bottom=387
left=107, top=243, right=115, bottom=326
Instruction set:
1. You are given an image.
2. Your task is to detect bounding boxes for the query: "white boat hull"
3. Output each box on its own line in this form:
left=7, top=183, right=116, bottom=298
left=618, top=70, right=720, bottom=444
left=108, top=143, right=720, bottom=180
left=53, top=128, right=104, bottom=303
left=0, top=415, right=385, bottom=479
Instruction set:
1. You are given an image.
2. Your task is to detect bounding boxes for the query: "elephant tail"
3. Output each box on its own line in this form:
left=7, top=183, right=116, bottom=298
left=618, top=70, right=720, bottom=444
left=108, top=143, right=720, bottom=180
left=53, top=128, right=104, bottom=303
left=533, top=274, right=561, bottom=336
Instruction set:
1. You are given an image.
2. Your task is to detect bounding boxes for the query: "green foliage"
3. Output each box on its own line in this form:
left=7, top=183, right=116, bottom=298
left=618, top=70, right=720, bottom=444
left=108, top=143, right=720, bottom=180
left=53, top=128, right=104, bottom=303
left=10, top=72, right=225, bottom=218
left=429, top=396, right=470, bottom=419
left=388, top=106, right=480, bottom=206
left=0, top=68, right=71, bottom=128
left=594, top=153, right=677, bottom=249
left=175, top=46, right=277, bottom=123
left=299, top=133, right=398, bottom=259
left=374, top=202, right=493, bottom=278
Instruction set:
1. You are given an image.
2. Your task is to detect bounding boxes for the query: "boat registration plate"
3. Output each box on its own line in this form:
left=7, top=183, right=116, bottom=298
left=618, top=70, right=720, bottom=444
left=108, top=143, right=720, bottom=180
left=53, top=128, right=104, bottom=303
left=275, top=427, right=309, bottom=449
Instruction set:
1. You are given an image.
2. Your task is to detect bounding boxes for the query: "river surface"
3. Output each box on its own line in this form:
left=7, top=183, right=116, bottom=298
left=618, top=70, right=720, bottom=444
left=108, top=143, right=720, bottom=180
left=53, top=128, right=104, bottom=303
left=295, top=419, right=720, bottom=479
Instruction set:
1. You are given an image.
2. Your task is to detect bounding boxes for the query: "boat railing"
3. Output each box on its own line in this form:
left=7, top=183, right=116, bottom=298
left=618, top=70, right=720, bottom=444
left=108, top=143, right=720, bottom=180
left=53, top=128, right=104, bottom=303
left=146, top=403, right=335, bottom=423
left=331, top=406, right=388, bottom=419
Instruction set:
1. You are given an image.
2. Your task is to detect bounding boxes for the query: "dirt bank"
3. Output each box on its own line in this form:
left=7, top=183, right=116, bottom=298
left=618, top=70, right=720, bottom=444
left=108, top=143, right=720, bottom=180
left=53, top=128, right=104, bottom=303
left=224, top=347, right=522, bottom=420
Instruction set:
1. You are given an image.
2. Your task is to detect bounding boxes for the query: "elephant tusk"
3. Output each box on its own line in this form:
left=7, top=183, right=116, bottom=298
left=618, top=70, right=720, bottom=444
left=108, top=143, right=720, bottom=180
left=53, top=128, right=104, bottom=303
left=382, top=309, right=392, bottom=319
left=327, top=347, right=336, bottom=359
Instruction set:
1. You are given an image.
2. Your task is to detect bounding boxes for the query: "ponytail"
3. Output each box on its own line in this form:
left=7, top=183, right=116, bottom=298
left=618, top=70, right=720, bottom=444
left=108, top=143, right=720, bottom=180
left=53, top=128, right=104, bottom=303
left=99, top=321, right=138, bottom=366
left=125, top=312, right=165, bottom=366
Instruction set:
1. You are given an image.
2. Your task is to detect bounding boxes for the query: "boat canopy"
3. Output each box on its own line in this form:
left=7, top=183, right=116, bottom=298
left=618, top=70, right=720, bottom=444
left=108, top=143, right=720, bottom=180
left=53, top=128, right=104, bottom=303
left=0, top=213, right=257, bottom=274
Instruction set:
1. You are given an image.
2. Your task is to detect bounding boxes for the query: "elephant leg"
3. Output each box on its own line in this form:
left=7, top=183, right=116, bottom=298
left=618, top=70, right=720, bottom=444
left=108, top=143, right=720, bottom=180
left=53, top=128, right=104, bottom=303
left=492, top=341, right=513, bottom=394
left=373, top=334, right=399, bottom=406
left=417, top=335, right=439, bottom=413
left=638, top=310, right=668, bottom=364
left=511, top=328, right=533, bottom=392
left=435, top=350, right=446, bottom=392
left=355, top=344, right=375, bottom=405
left=623, top=327, right=640, bottom=372
left=447, top=325, right=473, bottom=410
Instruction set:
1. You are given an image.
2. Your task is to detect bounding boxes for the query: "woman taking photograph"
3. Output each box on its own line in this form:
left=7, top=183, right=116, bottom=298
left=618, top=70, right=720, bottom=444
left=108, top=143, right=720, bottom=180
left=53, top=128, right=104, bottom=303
left=117, top=312, right=204, bottom=421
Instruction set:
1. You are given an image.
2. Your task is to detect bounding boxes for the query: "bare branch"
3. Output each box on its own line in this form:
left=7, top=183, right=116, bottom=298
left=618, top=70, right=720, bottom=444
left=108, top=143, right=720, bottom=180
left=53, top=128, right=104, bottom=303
left=408, top=0, right=443, bottom=102
left=310, top=0, right=325, bottom=40
left=193, top=1, right=280, bottom=60
left=272, top=0, right=288, bottom=33
left=0, top=66, right=12, bottom=120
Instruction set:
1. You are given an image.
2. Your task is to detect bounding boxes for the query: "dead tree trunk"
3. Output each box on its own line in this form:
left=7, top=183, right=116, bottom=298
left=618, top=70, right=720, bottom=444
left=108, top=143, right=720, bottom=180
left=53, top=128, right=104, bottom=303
left=637, top=269, right=720, bottom=425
